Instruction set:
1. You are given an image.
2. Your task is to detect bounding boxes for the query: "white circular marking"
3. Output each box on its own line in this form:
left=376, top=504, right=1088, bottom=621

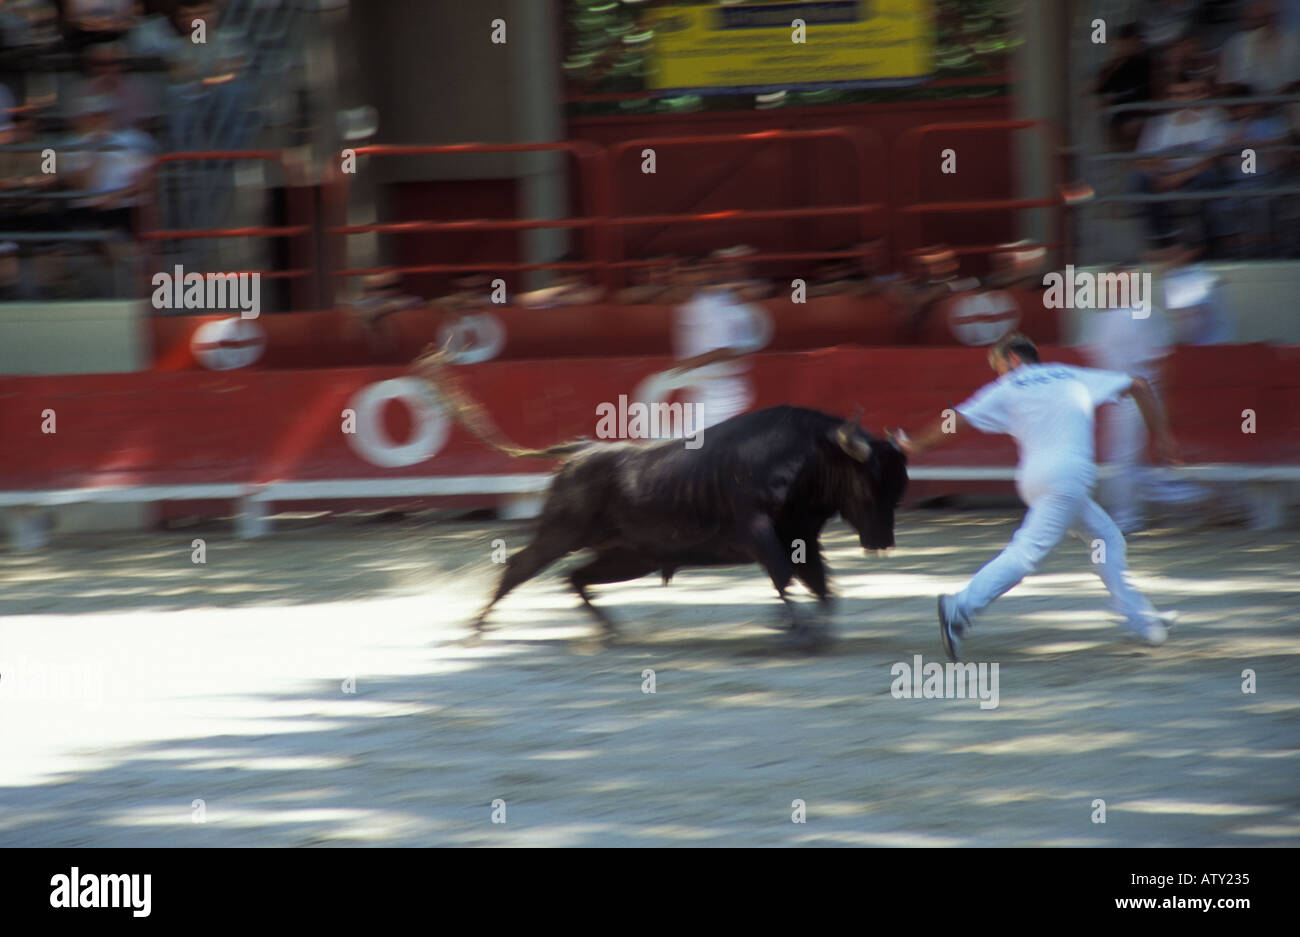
left=948, top=290, right=1020, bottom=346
left=436, top=312, right=506, bottom=364
left=345, top=378, right=450, bottom=468
left=191, top=317, right=267, bottom=370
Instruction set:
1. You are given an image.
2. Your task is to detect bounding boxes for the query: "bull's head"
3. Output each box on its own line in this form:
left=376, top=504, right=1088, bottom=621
left=828, top=409, right=908, bottom=552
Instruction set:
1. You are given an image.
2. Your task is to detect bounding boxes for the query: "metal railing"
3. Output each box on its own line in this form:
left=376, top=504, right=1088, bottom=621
left=893, top=119, right=1071, bottom=262
left=604, top=127, right=889, bottom=283
left=137, top=150, right=316, bottom=308
left=323, top=141, right=609, bottom=303
left=4, top=121, right=1081, bottom=308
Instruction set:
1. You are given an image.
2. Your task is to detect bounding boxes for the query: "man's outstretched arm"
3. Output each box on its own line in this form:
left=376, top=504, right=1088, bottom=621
left=890, top=409, right=971, bottom=458
left=1124, top=376, right=1180, bottom=464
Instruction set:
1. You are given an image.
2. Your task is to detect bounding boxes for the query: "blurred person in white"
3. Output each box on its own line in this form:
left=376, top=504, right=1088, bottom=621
left=670, top=257, right=769, bottom=429
left=60, top=94, right=155, bottom=295
left=893, top=333, right=1179, bottom=659
left=1163, top=251, right=1234, bottom=345
left=1220, top=0, right=1300, bottom=93
left=73, top=41, right=159, bottom=134
left=1079, top=237, right=1209, bottom=533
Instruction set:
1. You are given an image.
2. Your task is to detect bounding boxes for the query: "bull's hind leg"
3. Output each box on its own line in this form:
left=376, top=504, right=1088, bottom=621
left=569, top=549, right=657, bottom=635
left=471, top=536, right=576, bottom=635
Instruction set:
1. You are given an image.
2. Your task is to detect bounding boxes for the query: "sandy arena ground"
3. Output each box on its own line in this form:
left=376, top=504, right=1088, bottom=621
left=0, top=508, right=1297, bottom=847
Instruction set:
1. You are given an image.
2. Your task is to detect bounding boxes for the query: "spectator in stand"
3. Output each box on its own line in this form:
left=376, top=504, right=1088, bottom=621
left=1156, top=33, right=1217, bottom=99
left=1221, top=82, right=1292, bottom=255
left=517, top=253, right=604, bottom=308
left=1138, top=0, right=1200, bottom=51
left=62, top=0, right=140, bottom=52
left=809, top=253, right=865, bottom=297
left=436, top=272, right=494, bottom=313
left=1220, top=0, right=1300, bottom=93
left=0, top=0, right=38, bottom=104
left=1094, top=22, right=1155, bottom=148
left=615, top=255, right=685, bottom=304
left=128, top=0, right=250, bottom=151
left=346, top=271, right=422, bottom=357
left=0, top=0, right=31, bottom=48
left=983, top=240, right=1049, bottom=290
left=73, top=41, right=159, bottom=134
left=1132, top=70, right=1232, bottom=250
left=62, top=94, right=154, bottom=231
left=0, top=107, right=61, bottom=299
left=0, top=105, right=57, bottom=206
left=808, top=241, right=889, bottom=297
left=893, top=244, right=963, bottom=339
left=60, top=93, right=155, bottom=295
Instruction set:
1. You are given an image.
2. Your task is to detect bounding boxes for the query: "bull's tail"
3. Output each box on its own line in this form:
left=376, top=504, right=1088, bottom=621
left=411, top=342, right=592, bottom=460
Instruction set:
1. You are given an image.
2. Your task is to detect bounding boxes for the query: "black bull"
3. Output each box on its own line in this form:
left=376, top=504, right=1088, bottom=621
left=472, top=405, right=909, bottom=642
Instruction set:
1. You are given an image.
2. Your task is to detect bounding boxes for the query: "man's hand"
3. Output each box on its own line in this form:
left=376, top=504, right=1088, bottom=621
left=887, top=427, right=915, bottom=457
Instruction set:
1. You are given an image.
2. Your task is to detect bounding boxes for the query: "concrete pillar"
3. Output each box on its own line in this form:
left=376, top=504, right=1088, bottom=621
left=1013, top=1, right=1069, bottom=255
left=343, top=0, right=568, bottom=289
left=509, top=0, right=567, bottom=288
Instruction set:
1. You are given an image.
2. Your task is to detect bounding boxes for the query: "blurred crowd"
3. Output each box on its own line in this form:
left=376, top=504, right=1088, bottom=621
left=344, top=238, right=1055, bottom=360
left=0, top=1, right=259, bottom=300
left=1093, top=0, right=1300, bottom=256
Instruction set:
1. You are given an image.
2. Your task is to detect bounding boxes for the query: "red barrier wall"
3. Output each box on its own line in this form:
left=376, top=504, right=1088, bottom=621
left=4, top=347, right=1295, bottom=516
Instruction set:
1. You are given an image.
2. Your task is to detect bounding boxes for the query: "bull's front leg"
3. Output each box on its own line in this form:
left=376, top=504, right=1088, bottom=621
left=744, top=514, right=802, bottom=629
left=746, top=514, right=834, bottom=650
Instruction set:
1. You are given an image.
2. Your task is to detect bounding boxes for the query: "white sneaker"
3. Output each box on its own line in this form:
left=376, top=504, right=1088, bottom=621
left=1123, top=618, right=1168, bottom=645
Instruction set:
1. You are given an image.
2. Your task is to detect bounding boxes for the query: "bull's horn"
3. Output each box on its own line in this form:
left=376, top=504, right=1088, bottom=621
left=834, top=424, right=872, bottom=462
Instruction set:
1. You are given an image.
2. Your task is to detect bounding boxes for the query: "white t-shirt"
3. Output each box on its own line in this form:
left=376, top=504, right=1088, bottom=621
left=1137, top=108, right=1229, bottom=172
left=1079, top=300, right=1172, bottom=382
left=674, top=287, right=767, bottom=427
left=956, top=364, right=1134, bottom=495
left=673, top=287, right=766, bottom=376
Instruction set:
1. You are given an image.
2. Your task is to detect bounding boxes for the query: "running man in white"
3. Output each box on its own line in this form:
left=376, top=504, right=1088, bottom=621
left=670, top=257, right=769, bottom=428
left=891, top=334, right=1179, bottom=660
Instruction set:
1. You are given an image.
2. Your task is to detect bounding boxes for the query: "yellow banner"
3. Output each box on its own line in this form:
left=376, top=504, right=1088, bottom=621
left=644, top=0, right=934, bottom=94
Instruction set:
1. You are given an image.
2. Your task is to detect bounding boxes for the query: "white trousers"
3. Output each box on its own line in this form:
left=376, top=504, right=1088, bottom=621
left=952, top=477, right=1160, bottom=631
